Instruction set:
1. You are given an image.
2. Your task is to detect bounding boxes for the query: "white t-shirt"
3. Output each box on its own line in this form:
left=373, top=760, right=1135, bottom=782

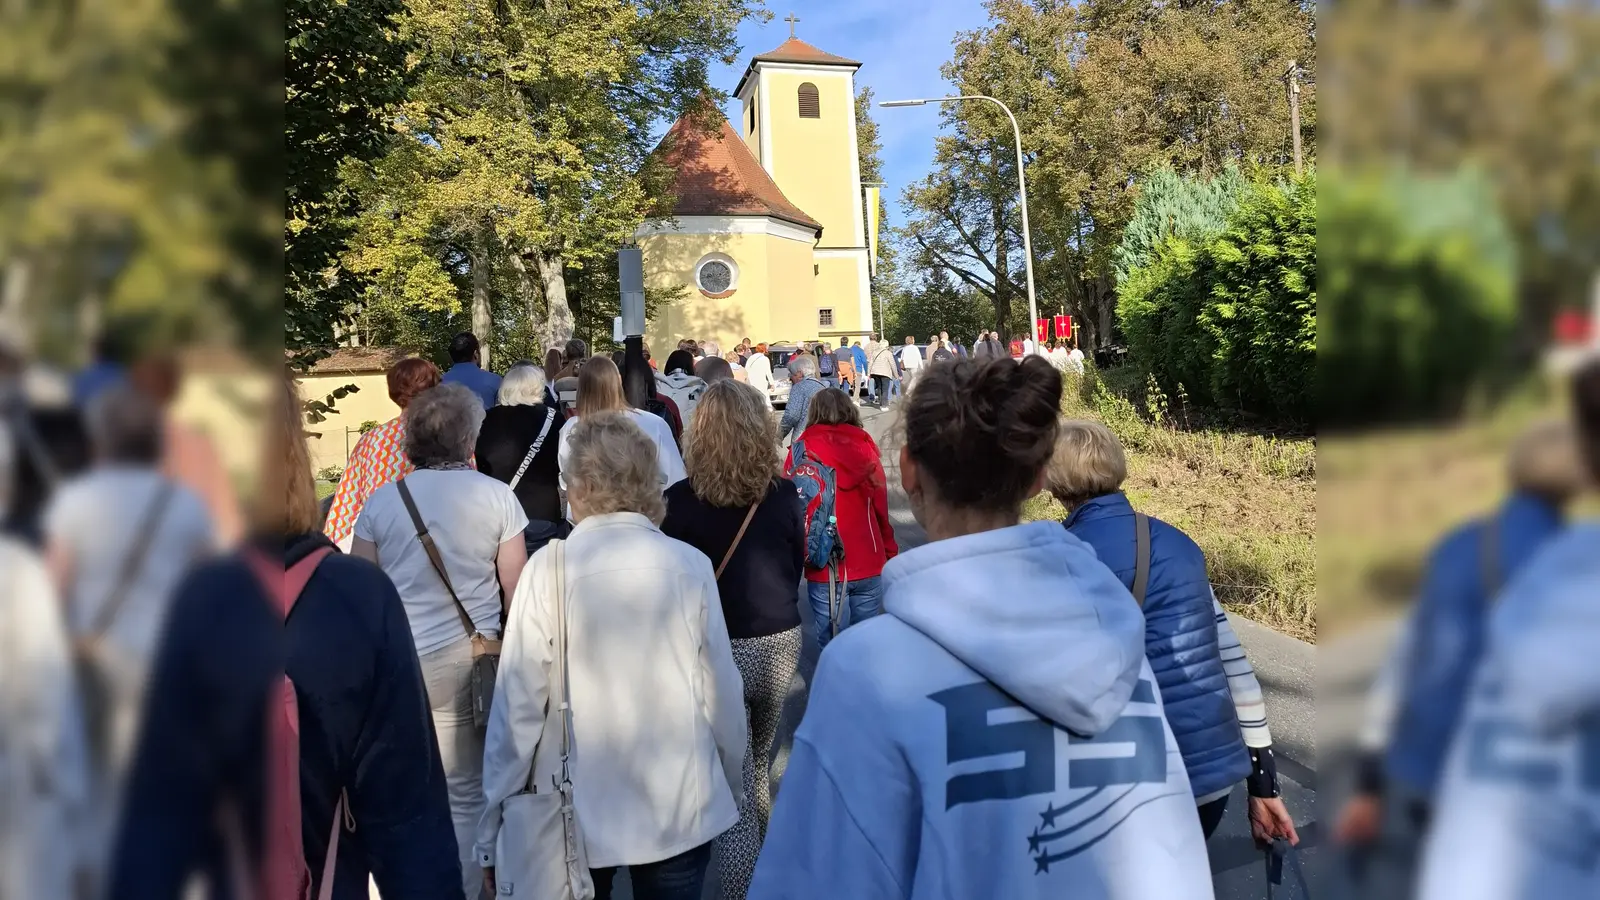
left=900, top=345, right=923, bottom=370
left=557, top=408, right=687, bottom=495
left=354, top=468, right=528, bottom=656
left=44, top=467, right=215, bottom=657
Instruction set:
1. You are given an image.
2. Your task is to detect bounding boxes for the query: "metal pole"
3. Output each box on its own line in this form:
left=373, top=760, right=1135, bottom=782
left=1286, top=61, right=1303, bottom=176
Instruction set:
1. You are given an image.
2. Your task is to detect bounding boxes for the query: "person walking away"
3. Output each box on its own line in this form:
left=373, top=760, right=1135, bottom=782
left=0, top=420, right=93, bottom=900
left=323, top=358, right=442, bottom=552
left=662, top=381, right=806, bottom=899
left=476, top=364, right=569, bottom=558
left=938, top=331, right=965, bottom=360
left=816, top=342, right=838, bottom=388
left=832, top=343, right=857, bottom=399
left=898, top=336, right=924, bottom=393
left=623, top=342, right=684, bottom=445
left=128, top=353, right=244, bottom=547
left=748, top=356, right=1212, bottom=899
left=782, top=389, right=897, bottom=649
left=1049, top=340, right=1071, bottom=371
left=745, top=343, right=776, bottom=409
left=1336, top=417, right=1586, bottom=847
left=850, top=341, right=869, bottom=402
left=778, top=354, right=826, bottom=446
left=929, top=337, right=955, bottom=364
left=866, top=335, right=896, bottom=407
left=478, top=413, right=746, bottom=900
left=658, top=349, right=708, bottom=431
left=73, top=333, right=126, bottom=411
left=1411, top=358, right=1600, bottom=900
left=441, top=332, right=502, bottom=411
left=351, top=383, right=528, bottom=900
left=1051, top=419, right=1299, bottom=845
left=723, top=351, right=748, bottom=384
left=559, top=356, right=686, bottom=508
left=697, top=356, right=735, bottom=386
left=110, top=378, right=465, bottom=899
left=43, top=384, right=216, bottom=891
left=1066, top=338, right=1086, bottom=374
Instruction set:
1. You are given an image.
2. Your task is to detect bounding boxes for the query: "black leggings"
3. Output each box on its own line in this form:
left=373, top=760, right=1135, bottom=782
left=871, top=374, right=891, bottom=400
left=1199, top=795, right=1230, bottom=840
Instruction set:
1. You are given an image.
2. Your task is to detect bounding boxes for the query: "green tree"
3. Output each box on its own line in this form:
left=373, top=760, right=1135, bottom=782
left=286, top=0, right=411, bottom=366
left=345, top=0, right=763, bottom=367
left=884, top=268, right=991, bottom=346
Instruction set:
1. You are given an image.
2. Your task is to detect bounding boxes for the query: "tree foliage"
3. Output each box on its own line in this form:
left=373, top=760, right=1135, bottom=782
left=884, top=268, right=991, bottom=346
left=1118, top=172, right=1316, bottom=425
left=1318, top=169, right=1516, bottom=427
left=893, top=0, right=1314, bottom=352
left=342, top=0, right=762, bottom=368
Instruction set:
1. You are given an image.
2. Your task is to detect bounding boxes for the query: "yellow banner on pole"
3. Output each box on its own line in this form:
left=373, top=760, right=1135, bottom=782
left=867, top=186, right=881, bottom=277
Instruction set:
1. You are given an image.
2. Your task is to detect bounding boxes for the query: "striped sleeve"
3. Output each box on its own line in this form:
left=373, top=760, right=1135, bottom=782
left=1213, top=590, right=1273, bottom=748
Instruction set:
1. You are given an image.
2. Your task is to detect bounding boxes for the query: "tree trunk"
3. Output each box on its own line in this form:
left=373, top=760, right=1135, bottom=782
left=535, top=249, right=573, bottom=351
left=991, top=199, right=1013, bottom=338
left=470, top=230, right=493, bottom=367
left=507, top=251, right=542, bottom=324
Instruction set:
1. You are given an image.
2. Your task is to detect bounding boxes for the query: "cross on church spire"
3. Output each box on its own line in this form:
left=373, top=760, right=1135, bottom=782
left=784, top=12, right=800, bottom=38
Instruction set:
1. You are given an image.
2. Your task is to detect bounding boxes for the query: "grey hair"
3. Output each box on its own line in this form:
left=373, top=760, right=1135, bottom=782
left=564, top=411, right=666, bottom=524
left=788, top=353, right=817, bottom=378
left=86, top=384, right=164, bottom=464
left=498, top=364, right=549, bottom=407
left=404, top=383, right=484, bottom=467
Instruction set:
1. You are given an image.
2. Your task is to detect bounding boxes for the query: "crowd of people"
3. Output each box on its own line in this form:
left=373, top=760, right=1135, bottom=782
left=14, top=328, right=1593, bottom=900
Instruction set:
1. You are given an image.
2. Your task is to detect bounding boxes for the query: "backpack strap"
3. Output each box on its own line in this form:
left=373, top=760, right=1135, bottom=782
left=1131, top=512, right=1152, bottom=607
left=1480, top=517, right=1502, bottom=601
left=245, top=546, right=335, bottom=618
left=396, top=477, right=479, bottom=637
left=509, top=407, right=557, bottom=492
left=89, top=482, right=176, bottom=637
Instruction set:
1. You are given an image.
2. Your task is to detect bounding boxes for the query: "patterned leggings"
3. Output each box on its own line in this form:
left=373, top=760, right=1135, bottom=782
left=715, top=626, right=803, bottom=899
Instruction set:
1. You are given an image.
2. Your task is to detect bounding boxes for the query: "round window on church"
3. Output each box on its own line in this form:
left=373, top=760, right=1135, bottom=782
left=696, top=256, right=737, bottom=297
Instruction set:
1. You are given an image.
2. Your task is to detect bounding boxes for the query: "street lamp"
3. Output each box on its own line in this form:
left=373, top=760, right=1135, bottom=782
left=881, top=95, right=1038, bottom=351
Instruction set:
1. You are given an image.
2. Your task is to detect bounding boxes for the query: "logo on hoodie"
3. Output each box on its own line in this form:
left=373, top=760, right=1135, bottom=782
left=929, top=679, right=1178, bottom=875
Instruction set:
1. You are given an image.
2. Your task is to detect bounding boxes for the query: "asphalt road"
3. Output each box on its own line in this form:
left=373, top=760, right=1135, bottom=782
left=616, top=402, right=1325, bottom=899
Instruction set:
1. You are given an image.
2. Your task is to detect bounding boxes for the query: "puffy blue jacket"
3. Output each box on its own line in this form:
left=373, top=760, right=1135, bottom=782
left=1065, top=493, right=1250, bottom=798
left=1385, top=491, right=1565, bottom=797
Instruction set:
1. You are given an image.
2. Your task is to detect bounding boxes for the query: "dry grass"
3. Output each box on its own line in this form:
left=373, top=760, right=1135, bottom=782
left=1025, top=368, right=1318, bottom=642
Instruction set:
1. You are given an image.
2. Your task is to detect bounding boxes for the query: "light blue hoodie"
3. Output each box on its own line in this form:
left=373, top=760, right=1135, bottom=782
left=749, top=521, right=1214, bottom=900
left=1417, top=523, right=1600, bottom=900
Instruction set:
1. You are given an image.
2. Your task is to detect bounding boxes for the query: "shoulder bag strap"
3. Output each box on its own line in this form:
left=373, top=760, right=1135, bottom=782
left=716, top=501, right=761, bottom=582
left=395, top=477, right=476, bottom=636
left=508, top=407, right=557, bottom=492
left=554, top=539, right=574, bottom=781
left=1131, top=512, right=1152, bottom=608
left=1480, top=517, right=1501, bottom=602
left=89, top=482, right=176, bottom=637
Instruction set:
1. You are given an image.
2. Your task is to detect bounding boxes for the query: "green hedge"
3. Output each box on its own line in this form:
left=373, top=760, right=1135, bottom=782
left=1117, top=172, right=1316, bottom=424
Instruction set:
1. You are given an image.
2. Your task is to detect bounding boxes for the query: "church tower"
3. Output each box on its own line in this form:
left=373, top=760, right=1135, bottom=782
left=734, top=28, right=871, bottom=341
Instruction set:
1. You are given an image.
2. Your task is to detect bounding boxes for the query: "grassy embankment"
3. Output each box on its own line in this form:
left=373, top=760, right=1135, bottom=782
left=1022, top=365, right=1317, bottom=642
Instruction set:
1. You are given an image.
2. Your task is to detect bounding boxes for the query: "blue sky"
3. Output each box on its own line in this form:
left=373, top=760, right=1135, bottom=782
left=705, top=1, right=994, bottom=228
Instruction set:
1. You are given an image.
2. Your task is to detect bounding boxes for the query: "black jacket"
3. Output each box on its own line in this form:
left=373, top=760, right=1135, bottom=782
left=475, top=402, right=565, bottom=523
left=661, top=479, right=806, bottom=640
left=109, top=533, right=463, bottom=900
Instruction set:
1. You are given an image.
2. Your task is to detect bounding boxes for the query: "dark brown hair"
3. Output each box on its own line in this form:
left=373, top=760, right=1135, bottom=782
left=905, top=356, right=1062, bottom=512
left=387, top=357, right=442, bottom=408
left=806, top=388, right=862, bottom=429
left=1573, top=356, right=1600, bottom=482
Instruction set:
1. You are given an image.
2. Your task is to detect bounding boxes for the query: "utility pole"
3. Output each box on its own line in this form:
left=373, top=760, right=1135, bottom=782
left=1286, top=60, right=1303, bottom=176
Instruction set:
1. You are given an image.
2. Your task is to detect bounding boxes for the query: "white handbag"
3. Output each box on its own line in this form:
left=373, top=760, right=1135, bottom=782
left=493, top=540, right=594, bottom=898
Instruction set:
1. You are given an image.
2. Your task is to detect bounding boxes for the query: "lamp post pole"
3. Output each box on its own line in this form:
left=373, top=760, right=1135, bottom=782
left=881, top=95, right=1038, bottom=350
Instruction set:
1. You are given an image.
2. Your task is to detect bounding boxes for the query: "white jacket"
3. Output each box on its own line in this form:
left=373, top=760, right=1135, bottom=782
left=476, top=513, right=747, bottom=870
left=900, top=344, right=923, bottom=370
left=745, top=353, right=775, bottom=398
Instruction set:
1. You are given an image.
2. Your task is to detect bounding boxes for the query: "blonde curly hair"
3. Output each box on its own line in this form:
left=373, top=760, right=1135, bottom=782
left=685, top=380, right=778, bottom=508
left=564, top=412, right=666, bottom=525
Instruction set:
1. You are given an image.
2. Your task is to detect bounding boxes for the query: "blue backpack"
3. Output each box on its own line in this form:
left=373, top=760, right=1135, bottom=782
left=786, top=437, right=842, bottom=570
left=817, top=350, right=836, bottom=376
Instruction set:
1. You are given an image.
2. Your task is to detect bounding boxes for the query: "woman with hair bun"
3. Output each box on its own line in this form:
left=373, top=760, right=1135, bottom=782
left=749, top=356, right=1212, bottom=900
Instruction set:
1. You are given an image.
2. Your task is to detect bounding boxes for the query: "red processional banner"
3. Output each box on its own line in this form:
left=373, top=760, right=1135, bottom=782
left=1054, top=315, right=1071, bottom=341
left=1035, top=318, right=1048, bottom=343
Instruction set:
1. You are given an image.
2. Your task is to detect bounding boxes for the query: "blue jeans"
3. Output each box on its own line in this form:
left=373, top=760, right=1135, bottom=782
left=591, top=841, right=710, bottom=900
left=807, top=575, right=884, bottom=650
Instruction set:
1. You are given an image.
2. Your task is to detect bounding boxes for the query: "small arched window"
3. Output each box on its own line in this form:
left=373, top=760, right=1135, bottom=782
left=798, top=82, right=820, bottom=118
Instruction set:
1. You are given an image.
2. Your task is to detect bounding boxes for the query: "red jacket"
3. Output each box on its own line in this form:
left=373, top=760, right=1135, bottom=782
left=784, top=423, right=899, bottom=583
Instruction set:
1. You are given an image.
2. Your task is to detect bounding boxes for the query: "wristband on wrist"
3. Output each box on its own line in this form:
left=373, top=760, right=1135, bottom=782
left=1247, top=746, right=1281, bottom=798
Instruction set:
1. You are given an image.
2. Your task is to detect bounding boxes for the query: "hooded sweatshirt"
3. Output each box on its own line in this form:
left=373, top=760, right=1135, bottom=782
left=655, top=370, right=706, bottom=429
left=783, top=423, right=898, bottom=583
left=1416, top=523, right=1600, bottom=900
left=748, top=522, right=1213, bottom=900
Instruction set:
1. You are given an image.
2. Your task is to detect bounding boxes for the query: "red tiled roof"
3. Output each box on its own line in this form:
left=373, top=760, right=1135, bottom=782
left=653, top=113, right=822, bottom=233
left=303, top=346, right=413, bottom=375
left=752, top=37, right=860, bottom=67
left=735, top=38, right=860, bottom=97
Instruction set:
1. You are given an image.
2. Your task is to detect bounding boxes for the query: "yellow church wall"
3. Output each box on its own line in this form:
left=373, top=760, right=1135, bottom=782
left=813, top=256, right=868, bottom=339
left=763, top=70, right=861, bottom=250
left=641, top=229, right=828, bottom=351
left=297, top=371, right=401, bottom=472
left=764, top=237, right=821, bottom=343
